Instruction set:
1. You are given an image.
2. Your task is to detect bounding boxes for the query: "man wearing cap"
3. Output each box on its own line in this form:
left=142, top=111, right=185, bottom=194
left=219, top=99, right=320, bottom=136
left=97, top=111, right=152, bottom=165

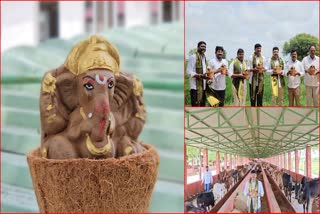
left=244, top=170, right=264, bottom=212
left=302, top=45, right=319, bottom=106
left=285, top=49, right=304, bottom=106
left=207, top=46, right=229, bottom=107
left=228, top=48, right=248, bottom=106
left=248, top=44, right=267, bottom=106
left=201, top=166, right=213, bottom=192
left=267, top=47, right=285, bottom=106
left=187, top=41, right=208, bottom=106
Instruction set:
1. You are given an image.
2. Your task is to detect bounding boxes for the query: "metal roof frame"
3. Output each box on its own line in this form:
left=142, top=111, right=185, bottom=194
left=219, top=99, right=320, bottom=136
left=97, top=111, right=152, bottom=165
left=185, top=108, right=319, bottom=158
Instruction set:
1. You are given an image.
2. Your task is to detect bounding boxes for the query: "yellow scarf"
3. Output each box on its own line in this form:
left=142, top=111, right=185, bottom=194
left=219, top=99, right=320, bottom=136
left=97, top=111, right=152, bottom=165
left=195, top=52, right=205, bottom=106
left=270, top=57, right=285, bottom=97
left=248, top=179, right=259, bottom=212
left=251, top=54, right=264, bottom=97
left=233, top=58, right=246, bottom=102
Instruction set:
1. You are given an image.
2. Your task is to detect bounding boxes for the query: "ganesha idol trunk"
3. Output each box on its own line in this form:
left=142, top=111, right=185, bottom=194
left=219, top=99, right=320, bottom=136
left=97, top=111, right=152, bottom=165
left=27, top=144, right=159, bottom=212
left=27, top=35, right=160, bottom=212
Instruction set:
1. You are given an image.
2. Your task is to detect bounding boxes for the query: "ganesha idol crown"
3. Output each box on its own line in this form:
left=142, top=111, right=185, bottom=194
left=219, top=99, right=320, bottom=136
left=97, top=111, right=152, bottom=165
left=40, top=35, right=146, bottom=160
left=64, top=35, right=120, bottom=76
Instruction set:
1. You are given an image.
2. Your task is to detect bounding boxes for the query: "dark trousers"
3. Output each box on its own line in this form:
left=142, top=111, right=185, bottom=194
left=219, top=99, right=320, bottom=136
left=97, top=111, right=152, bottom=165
left=190, top=89, right=206, bottom=106
left=212, top=89, right=225, bottom=107
left=249, top=84, right=263, bottom=107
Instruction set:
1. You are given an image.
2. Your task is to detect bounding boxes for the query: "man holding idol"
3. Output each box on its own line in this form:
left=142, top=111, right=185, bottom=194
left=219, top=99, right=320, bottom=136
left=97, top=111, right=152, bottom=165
left=186, top=41, right=208, bottom=106
left=302, top=45, right=319, bottom=106
left=207, top=46, right=229, bottom=107
left=267, top=47, right=285, bottom=106
left=285, top=49, right=304, bottom=106
left=228, top=48, right=249, bottom=106
left=248, top=44, right=268, bottom=107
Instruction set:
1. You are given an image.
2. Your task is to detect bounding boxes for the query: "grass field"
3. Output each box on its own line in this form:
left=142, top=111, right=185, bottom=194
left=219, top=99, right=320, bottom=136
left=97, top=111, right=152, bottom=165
left=184, top=61, right=308, bottom=106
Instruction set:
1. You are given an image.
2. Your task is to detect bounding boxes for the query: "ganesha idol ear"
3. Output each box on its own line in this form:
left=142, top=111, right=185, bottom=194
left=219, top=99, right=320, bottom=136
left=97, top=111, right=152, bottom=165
left=110, top=72, right=134, bottom=112
left=40, top=66, right=78, bottom=138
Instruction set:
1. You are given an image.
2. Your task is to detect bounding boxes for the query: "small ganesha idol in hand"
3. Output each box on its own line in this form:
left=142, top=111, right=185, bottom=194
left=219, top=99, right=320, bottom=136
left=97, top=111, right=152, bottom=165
left=40, top=35, right=146, bottom=159
left=288, top=66, right=297, bottom=76
left=309, top=65, right=317, bottom=75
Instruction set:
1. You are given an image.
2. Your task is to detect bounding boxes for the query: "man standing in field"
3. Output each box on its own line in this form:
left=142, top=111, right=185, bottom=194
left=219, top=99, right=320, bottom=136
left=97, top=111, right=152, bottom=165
left=267, top=47, right=285, bottom=106
left=207, top=46, right=229, bottom=107
left=285, top=49, right=304, bottom=106
left=186, top=41, right=208, bottom=106
left=228, top=48, right=248, bottom=106
left=302, top=45, right=319, bottom=106
left=248, top=44, right=268, bottom=107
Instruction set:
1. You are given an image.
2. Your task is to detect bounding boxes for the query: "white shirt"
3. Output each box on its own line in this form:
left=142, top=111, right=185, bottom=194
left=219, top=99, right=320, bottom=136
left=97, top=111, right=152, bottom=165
left=247, top=54, right=268, bottom=84
left=302, top=55, right=319, bottom=87
left=228, top=59, right=247, bottom=87
left=208, top=57, right=229, bottom=90
left=186, top=53, right=207, bottom=90
left=244, top=179, right=264, bottom=209
left=284, top=59, right=304, bottom=89
left=266, top=58, right=285, bottom=75
left=202, top=170, right=213, bottom=184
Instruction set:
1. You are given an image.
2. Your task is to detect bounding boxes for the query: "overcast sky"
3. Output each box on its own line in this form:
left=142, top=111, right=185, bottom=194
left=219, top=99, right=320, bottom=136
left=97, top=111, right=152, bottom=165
left=186, top=1, right=319, bottom=61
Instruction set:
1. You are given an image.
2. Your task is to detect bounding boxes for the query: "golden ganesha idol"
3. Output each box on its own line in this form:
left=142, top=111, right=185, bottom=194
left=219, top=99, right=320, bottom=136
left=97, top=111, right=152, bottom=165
left=250, top=190, right=259, bottom=198
left=274, top=65, right=282, bottom=75
left=206, top=66, right=214, bottom=79
left=26, top=35, right=159, bottom=212
left=309, top=65, right=316, bottom=75
left=288, top=66, right=297, bottom=76
left=256, top=63, right=264, bottom=74
left=220, top=64, right=227, bottom=75
left=242, top=69, right=250, bottom=80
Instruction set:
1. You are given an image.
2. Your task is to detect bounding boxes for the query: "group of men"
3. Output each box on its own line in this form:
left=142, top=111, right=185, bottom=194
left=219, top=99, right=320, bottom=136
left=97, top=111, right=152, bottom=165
left=187, top=41, right=319, bottom=107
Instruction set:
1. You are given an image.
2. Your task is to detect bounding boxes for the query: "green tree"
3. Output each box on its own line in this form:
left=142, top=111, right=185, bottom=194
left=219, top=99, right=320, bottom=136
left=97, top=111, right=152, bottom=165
left=208, top=150, right=217, bottom=163
left=186, top=146, right=199, bottom=159
left=186, top=146, right=200, bottom=166
left=283, top=33, right=318, bottom=61
left=189, top=48, right=197, bottom=56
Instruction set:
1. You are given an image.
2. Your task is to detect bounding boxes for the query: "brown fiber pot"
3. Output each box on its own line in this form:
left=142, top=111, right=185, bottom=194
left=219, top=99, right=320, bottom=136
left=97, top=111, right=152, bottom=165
left=27, top=144, right=159, bottom=212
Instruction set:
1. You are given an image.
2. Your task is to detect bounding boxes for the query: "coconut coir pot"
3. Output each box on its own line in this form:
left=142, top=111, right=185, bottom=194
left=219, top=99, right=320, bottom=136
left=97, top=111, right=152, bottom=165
left=27, top=144, right=159, bottom=212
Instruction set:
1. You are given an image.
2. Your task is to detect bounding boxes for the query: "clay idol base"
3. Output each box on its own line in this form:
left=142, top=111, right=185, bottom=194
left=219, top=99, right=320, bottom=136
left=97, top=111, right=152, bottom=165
left=27, top=144, right=159, bottom=212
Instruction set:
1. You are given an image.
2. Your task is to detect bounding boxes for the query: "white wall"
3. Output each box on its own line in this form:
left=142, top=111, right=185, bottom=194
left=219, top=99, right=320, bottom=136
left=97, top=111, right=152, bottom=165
left=59, top=1, right=85, bottom=39
left=125, top=2, right=150, bottom=27
left=179, top=1, right=183, bottom=20
left=1, top=1, right=39, bottom=52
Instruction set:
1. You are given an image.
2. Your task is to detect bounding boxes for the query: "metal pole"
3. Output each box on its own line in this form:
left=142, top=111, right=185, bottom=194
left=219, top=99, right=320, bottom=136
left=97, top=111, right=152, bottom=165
left=203, top=149, right=208, bottom=168
left=306, top=146, right=311, bottom=178
left=295, top=149, right=299, bottom=174
left=199, top=148, right=202, bottom=181
left=185, top=143, right=188, bottom=186
left=216, top=151, right=220, bottom=175
left=224, top=153, right=227, bottom=170
left=288, top=152, right=291, bottom=171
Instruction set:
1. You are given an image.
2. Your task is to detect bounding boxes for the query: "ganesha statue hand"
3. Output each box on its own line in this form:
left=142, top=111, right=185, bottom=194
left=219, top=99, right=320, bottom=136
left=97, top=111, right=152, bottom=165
left=40, top=35, right=146, bottom=159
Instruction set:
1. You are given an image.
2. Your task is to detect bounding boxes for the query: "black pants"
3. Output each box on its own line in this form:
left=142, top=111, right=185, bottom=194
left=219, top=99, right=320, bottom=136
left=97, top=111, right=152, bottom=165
left=190, top=89, right=206, bottom=106
left=249, top=84, right=263, bottom=106
left=212, top=89, right=225, bottom=107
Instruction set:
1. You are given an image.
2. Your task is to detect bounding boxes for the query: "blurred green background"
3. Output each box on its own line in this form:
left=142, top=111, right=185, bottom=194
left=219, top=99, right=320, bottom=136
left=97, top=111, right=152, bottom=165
left=1, top=6, right=184, bottom=211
